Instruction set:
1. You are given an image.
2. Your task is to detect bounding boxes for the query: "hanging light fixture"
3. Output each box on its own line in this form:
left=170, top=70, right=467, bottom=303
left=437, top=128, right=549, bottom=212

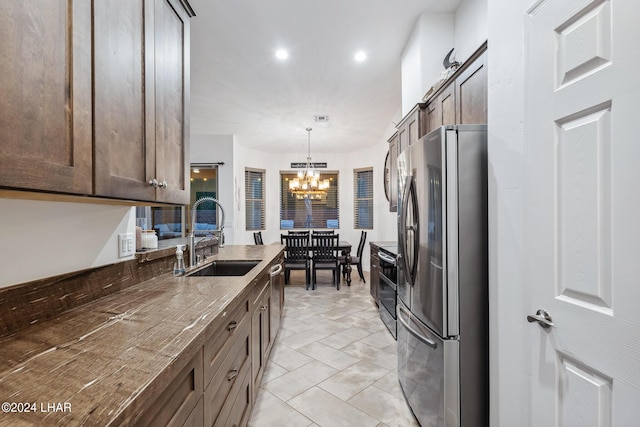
left=289, top=127, right=330, bottom=199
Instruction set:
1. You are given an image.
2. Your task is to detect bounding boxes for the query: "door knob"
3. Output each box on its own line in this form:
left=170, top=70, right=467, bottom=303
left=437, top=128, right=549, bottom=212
left=527, top=309, right=557, bottom=329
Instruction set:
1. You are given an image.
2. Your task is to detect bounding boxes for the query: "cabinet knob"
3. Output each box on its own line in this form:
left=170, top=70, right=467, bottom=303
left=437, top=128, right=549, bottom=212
left=148, top=179, right=159, bottom=187
left=260, top=305, right=268, bottom=311
left=160, top=180, right=168, bottom=189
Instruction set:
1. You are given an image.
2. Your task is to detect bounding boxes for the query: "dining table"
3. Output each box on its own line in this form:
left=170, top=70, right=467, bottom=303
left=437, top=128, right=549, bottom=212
left=279, top=236, right=353, bottom=289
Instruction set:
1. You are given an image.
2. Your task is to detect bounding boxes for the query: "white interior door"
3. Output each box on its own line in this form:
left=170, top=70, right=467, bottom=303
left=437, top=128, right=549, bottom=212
left=525, top=0, right=640, bottom=425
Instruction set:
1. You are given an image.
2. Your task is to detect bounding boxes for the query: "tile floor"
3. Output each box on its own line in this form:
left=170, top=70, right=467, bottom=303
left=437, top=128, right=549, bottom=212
left=248, top=270, right=419, bottom=427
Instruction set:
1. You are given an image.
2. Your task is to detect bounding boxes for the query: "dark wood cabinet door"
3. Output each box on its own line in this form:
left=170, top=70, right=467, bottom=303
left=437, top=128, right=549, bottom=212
left=425, top=102, right=439, bottom=135
left=93, top=0, right=156, bottom=201
left=153, top=0, right=190, bottom=204
left=440, top=84, right=456, bottom=126
left=370, top=247, right=380, bottom=303
left=456, top=50, right=487, bottom=125
left=0, top=0, right=92, bottom=194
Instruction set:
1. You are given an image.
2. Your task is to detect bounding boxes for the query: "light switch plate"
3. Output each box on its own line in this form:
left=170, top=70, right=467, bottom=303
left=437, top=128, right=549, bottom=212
left=118, top=233, right=135, bottom=258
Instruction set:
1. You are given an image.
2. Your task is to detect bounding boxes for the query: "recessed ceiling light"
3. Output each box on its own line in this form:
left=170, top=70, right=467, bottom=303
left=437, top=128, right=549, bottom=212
left=354, top=51, right=367, bottom=62
left=275, top=49, right=289, bottom=60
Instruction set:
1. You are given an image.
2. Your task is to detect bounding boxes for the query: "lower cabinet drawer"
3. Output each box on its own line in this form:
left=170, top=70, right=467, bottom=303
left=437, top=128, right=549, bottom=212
left=204, top=318, right=251, bottom=426
left=216, top=366, right=252, bottom=427
left=135, top=350, right=203, bottom=427
left=204, top=297, right=250, bottom=386
left=183, top=397, right=204, bottom=427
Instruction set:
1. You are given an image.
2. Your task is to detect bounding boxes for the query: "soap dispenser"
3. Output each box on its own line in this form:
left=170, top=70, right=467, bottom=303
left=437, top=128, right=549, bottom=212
left=173, top=244, right=186, bottom=276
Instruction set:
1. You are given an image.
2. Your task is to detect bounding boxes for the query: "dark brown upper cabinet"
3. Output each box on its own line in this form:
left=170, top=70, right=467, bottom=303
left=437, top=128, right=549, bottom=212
left=0, top=1, right=93, bottom=195
left=0, top=0, right=194, bottom=205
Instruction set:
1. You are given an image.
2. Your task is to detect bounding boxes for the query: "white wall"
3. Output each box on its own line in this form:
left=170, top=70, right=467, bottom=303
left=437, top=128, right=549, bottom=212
left=454, top=0, right=488, bottom=62
left=400, top=0, right=489, bottom=117
left=190, top=134, right=235, bottom=244
left=487, top=0, right=527, bottom=425
left=401, top=14, right=455, bottom=116
left=0, top=199, right=135, bottom=288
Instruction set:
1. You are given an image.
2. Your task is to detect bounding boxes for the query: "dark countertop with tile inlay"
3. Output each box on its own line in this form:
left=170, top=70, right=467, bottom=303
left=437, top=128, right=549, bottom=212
left=0, top=245, right=284, bottom=427
left=369, top=241, right=398, bottom=256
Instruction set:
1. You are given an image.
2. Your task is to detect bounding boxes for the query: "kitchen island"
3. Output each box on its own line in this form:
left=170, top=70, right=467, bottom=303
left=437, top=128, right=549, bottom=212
left=0, top=245, right=285, bottom=426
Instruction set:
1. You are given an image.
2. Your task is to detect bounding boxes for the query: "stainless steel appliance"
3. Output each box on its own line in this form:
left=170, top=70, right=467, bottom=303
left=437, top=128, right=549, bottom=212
left=397, top=125, right=488, bottom=427
left=377, top=246, right=398, bottom=338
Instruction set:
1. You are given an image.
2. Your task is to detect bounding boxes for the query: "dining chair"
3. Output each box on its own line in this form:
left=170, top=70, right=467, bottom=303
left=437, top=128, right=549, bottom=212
left=311, top=230, right=335, bottom=235
left=253, top=231, right=264, bottom=245
left=311, top=234, right=340, bottom=290
left=340, top=230, right=367, bottom=283
left=288, top=230, right=310, bottom=236
left=281, top=234, right=312, bottom=289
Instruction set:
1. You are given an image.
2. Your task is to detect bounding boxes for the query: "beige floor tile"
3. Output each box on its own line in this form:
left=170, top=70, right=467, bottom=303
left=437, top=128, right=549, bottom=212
left=261, top=360, right=289, bottom=383
left=262, top=360, right=338, bottom=402
left=278, top=325, right=341, bottom=349
left=287, top=387, right=380, bottom=427
left=268, top=343, right=313, bottom=371
left=317, top=360, right=390, bottom=401
left=347, top=385, right=420, bottom=427
left=248, top=389, right=314, bottom=427
left=319, top=326, right=373, bottom=349
left=357, top=330, right=398, bottom=349
left=297, top=341, right=361, bottom=370
left=341, top=340, right=397, bottom=371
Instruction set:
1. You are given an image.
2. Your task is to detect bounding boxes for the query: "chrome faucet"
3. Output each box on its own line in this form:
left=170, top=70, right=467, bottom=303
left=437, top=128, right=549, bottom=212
left=188, top=197, right=225, bottom=267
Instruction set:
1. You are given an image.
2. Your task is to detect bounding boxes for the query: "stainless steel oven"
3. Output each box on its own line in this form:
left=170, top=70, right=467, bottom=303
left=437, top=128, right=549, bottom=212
left=378, top=247, right=397, bottom=338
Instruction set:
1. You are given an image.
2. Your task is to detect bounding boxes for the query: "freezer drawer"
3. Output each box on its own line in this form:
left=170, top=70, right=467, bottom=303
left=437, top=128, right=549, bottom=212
left=397, top=301, right=459, bottom=427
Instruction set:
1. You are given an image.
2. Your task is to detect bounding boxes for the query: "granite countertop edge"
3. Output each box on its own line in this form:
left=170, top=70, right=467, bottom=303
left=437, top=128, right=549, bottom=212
left=0, top=244, right=285, bottom=426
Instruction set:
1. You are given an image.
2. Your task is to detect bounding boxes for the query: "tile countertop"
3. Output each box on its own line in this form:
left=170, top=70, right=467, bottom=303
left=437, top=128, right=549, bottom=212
left=0, top=245, right=284, bottom=427
left=369, top=241, right=398, bottom=256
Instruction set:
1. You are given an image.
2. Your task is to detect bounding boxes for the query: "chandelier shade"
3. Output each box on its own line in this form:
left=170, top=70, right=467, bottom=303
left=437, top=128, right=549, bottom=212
left=289, top=127, right=330, bottom=199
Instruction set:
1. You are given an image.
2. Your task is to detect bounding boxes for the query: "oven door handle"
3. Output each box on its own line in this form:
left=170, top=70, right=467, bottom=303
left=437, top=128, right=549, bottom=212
left=377, top=251, right=397, bottom=265
left=397, top=304, right=437, bottom=349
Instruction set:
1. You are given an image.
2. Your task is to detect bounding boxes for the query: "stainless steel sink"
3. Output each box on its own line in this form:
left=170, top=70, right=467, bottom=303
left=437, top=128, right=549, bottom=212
left=186, top=260, right=262, bottom=277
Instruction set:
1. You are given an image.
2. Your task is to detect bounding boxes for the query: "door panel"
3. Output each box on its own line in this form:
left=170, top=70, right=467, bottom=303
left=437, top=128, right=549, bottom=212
left=93, top=0, right=155, bottom=201
left=0, top=0, right=92, bottom=194
left=398, top=129, right=448, bottom=337
left=154, top=0, right=190, bottom=204
left=525, top=0, right=640, bottom=424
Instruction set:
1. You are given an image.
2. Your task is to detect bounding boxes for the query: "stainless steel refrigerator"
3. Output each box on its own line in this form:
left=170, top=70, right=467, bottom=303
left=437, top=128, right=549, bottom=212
left=396, top=125, right=488, bottom=427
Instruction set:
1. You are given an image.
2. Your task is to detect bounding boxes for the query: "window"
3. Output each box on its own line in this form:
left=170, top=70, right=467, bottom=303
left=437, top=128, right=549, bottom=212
left=280, top=172, right=339, bottom=229
left=245, top=168, right=265, bottom=230
left=354, top=167, right=373, bottom=229
left=136, top=164, right=219, bottom=241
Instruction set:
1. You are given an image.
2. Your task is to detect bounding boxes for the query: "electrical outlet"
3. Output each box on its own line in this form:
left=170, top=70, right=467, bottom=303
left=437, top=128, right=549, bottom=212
left=118, top=233, right=135, bottom=258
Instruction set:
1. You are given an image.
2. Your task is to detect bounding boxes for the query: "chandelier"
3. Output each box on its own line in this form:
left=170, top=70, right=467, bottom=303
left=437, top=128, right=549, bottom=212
left=289, top=127, right=330, bottom=199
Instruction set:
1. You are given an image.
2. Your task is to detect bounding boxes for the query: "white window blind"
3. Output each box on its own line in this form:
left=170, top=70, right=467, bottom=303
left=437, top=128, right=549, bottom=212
left=280, top=172, right=339, bottom=229
left=245, top=168, right=265, bottom=230
left=354, top=167, right=373, bottom=229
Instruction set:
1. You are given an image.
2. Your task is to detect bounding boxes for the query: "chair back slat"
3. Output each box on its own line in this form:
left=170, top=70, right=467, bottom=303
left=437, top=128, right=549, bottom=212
left=311, top=234, right=339, bottom=262
left=282, top=234, right=310, bottom=261
left=356, top=230, right=367, bottom=257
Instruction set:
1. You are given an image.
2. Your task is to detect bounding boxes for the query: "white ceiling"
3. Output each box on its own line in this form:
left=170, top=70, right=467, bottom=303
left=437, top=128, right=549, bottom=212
left=188, top=0, right=462, bottom=154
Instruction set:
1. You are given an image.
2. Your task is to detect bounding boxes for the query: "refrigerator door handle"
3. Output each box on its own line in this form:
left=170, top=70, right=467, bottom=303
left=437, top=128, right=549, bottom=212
left=398, top=174, right=412, bottom=285
left=399, top=174, right=419, bottom=286
left=397, top=304, right=438, bottom=349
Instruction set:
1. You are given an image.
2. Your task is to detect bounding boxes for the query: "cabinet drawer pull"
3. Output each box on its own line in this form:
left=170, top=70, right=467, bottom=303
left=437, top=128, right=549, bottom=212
left=227, top=368, right=239, bottom=381
left=227, top=320, right=238, bottom=331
